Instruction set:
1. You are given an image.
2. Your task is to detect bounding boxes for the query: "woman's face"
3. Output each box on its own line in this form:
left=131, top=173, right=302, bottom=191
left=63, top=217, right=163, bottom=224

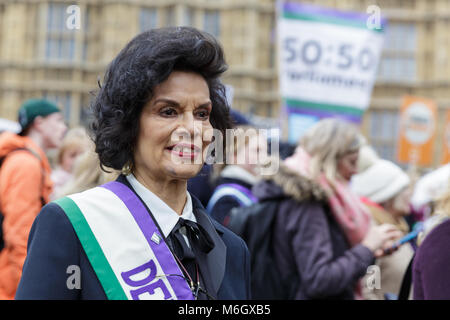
left=61, top=146, right=84, bottom=172
left=388, top=187, right=412, bottom=217
left=133, top=71, right=213, bottom=181
left=337, top=150, right=359, bottom=181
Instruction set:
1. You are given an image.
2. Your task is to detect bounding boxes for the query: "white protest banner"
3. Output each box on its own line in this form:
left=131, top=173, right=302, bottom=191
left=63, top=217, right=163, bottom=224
left=277, top=1, right=385, bottom=143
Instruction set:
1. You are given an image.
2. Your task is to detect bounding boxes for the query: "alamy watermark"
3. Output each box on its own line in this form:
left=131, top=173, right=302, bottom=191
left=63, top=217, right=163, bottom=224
left=66, top=265, right=81, bottom=290
left=365, top=265, right=381, bottom=291
left=64, top=4, right=382, bottom=31
left=366, top=5, right=382, bottom=30
left=66, top=5, right=81, bottom=30
left=168, top=126, right=280, bottom=176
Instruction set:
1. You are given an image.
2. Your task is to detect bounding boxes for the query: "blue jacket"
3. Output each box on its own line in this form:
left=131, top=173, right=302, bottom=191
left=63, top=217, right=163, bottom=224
left=208, top=177, right=255, bottom=227
left=15, top=176, right=251, bottom=300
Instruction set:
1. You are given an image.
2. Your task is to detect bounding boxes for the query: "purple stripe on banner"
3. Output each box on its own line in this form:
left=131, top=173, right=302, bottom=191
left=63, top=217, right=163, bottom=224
left=282, top=1, right=387, bottom=26
left=287, top=106, right=362, bottom=124
left=101, top=181, right=194, bottom=300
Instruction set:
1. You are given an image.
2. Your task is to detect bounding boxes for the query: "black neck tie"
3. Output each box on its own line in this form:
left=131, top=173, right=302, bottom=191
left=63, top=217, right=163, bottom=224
left=168, top=218, right=215, bottom=299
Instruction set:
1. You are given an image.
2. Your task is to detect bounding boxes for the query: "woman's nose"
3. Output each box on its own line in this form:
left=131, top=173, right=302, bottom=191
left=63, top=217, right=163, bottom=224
left=174, top=113, right=202, bottom=141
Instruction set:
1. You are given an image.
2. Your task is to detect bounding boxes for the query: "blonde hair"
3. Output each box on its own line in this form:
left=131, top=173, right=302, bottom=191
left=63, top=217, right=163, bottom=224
left=56, top=127, right=91, bottom=166
left=299, top=118, right=361, bottom=182
left=415, top=179, right=450, bottom=245
left=431, top=186, right=450, bottom=219
left=59, top=145, right=119, bottom=197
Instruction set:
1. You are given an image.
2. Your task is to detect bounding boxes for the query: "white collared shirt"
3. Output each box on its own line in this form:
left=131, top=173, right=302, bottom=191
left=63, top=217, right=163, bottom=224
left=126, top=174, right=197, bottom=243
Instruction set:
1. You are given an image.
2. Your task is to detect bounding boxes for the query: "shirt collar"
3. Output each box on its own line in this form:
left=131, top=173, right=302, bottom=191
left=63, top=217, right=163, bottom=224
left=126, top=174, right=196, bottom=238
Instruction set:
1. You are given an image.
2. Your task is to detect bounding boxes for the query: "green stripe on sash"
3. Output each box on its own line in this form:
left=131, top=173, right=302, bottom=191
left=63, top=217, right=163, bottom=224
left=54, top=197, right=128, bottom=300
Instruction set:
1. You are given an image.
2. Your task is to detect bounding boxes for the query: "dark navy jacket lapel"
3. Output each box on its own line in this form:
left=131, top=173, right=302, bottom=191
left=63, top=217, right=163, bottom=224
left=191, top=196, right=227, bottom=299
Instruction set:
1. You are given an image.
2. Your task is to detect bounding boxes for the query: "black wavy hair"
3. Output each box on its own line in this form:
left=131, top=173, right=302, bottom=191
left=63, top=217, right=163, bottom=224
left=91, top=26, right=232, bottom=171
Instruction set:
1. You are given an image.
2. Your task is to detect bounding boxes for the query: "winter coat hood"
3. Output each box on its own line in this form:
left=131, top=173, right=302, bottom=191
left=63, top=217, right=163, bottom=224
left=252, top=163, right=327, bottom=203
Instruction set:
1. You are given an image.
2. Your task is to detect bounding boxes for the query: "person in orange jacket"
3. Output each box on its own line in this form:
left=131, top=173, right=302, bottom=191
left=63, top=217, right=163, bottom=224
left=0, top=99, right=67, bottom=299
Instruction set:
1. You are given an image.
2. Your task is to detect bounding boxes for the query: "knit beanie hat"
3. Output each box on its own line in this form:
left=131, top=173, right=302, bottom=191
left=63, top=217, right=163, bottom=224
left=351, top=159, right=410, bottom=203
left=18, top=99, right=61, bottom=134
left=357, top=145, right=380, bottom=173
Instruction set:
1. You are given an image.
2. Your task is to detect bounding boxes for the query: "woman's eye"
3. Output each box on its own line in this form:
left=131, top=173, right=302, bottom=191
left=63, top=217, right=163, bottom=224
left=196, top=110, right=210, bottom=120
left=160, top=108, right=177, bottom=117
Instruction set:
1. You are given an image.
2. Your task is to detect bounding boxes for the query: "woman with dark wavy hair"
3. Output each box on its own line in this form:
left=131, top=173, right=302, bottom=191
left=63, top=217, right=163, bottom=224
left=16, top=27, right=251, bottom=300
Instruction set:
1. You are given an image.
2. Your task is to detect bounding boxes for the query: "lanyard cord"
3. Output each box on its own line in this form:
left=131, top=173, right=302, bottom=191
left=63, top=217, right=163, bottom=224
left=173, top=253, right=199, bottom=294
left=163, top=254, right=215, bottom=300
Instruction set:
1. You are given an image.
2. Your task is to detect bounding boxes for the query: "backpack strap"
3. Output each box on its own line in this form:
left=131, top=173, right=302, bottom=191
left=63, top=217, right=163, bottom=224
left=206, top=183, right=257, bottom=214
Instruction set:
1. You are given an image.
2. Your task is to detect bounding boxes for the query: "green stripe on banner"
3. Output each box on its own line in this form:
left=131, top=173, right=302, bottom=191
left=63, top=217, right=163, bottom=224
left=54, top=197, right=128, bottom=300
left=284, top=98, right=365, bottom=117
left=282, top=12, right=384, bottom=33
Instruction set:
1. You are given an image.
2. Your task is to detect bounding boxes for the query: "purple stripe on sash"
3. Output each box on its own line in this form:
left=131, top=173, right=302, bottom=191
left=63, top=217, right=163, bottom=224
left=101, top=181, right=194, bottom=300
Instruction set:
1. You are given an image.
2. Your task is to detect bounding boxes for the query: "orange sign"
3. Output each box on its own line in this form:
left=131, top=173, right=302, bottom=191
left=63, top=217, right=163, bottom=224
left=440, top=110, right=450, bottom=165
left=397, top=95, right=437, bottom=166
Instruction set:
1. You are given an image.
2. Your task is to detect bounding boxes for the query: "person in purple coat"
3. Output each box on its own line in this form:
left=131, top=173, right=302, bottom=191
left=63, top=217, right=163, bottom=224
left=252, top=119, right=402, bottom=299
left=413, top=189, right=450, bottom=300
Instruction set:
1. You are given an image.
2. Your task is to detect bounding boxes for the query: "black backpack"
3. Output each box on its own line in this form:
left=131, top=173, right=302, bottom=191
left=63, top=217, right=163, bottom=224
left=228, top=199, right=294, bottom=299
left=0, top=148, right=45, bottom=251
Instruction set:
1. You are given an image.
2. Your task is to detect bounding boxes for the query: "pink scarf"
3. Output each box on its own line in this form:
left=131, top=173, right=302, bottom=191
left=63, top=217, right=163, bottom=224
left=284, top=147, right=371, bottom=246
left=284, top=147, right=371, bottom=299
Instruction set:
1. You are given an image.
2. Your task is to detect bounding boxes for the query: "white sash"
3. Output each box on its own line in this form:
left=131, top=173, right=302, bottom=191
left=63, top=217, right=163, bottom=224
left=55, top=182, right=194, bottom=300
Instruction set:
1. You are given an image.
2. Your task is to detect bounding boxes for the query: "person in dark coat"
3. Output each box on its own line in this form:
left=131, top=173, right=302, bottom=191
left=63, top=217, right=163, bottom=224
left=187, top=164, right=214, bottom=208
left=251, top=119, right=402, bottom=299
left=413, top=218, right=450, bottom=299
left=15, top=27, right=251, bottom=300
left=413, top=188, right=450, bottom=300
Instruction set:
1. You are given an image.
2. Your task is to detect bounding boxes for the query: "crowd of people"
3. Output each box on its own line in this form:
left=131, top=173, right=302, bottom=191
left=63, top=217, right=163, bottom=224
left=0, top=26, right=449, bottom=300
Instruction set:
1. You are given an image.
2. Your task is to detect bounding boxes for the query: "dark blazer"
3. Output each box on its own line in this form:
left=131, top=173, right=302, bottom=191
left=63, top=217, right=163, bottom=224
left=15, top=176, right=251, bottom=300
left=187, top=164, right=214, bottom=208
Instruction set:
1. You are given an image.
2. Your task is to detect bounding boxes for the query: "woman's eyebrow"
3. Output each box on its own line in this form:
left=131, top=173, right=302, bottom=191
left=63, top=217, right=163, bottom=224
left=154, top=98, right=212, bottom=109
left=153, top=98, right=180, bottom=107
left=196, top=101, right=212, bottom=109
